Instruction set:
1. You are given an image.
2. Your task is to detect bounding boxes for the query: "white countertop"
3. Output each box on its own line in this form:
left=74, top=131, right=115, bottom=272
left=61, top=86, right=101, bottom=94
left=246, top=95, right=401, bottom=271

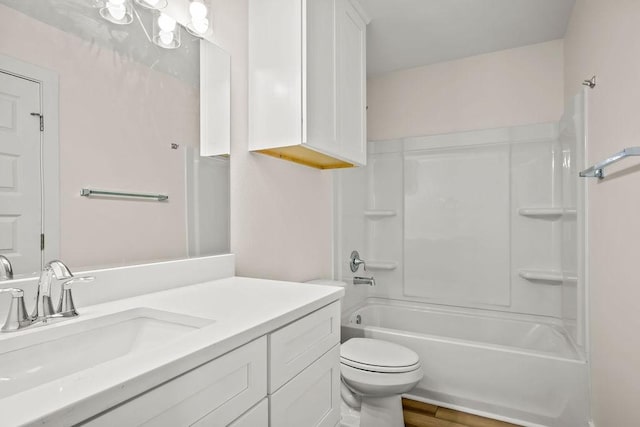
left=0, top=276, right=344, bottom=426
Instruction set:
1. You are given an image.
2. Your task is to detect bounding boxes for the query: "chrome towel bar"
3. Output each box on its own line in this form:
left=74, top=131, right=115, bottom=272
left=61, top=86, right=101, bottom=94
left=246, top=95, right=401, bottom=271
left=80, top=188, right=168, bottom=201
left=579, top=147, right=640, bottom=179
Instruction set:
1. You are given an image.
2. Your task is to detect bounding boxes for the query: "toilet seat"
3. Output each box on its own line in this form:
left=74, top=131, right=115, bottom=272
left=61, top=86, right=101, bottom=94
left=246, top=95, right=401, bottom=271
left=340, top=338, right=420, bottom=373
left=340, top=357, right=420, bottom=373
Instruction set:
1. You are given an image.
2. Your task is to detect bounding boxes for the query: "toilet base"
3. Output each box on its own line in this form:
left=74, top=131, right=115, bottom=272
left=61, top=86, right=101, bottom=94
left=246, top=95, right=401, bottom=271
left=360, top=395, right=404, bottom=427
left=340, top=395, right=404, bottom=427
left=339, top=400, right=361, bottom=427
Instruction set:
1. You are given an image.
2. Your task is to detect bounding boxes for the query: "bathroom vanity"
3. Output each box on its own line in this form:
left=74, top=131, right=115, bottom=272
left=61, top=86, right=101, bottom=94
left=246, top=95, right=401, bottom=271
left=0, top=255, right=344, bottom=426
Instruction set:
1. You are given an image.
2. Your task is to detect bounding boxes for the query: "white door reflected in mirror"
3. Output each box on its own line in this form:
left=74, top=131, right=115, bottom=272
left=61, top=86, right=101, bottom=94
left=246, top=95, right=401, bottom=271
left=0, top=72, right=44, bottom=275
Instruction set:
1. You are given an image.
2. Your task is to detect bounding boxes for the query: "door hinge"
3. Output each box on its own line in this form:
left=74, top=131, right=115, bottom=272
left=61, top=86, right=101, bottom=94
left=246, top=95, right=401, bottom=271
left=41, top=233, right=45, bottom=251
left=30, top=113, right=44, bottom=131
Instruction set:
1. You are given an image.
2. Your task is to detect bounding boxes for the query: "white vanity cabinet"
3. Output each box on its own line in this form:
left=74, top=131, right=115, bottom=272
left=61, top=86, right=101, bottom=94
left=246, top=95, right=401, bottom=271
left=80, top=302, right=341, bottom=427
left=248, top=0, right=368, bottom=169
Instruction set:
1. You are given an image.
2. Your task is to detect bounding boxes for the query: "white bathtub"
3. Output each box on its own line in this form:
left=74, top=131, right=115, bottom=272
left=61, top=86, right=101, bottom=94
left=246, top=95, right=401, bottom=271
left=341, top=299, right=589, bottom=427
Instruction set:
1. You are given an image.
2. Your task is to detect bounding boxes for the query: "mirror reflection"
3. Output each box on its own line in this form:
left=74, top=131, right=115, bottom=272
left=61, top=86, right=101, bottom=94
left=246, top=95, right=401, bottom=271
left=0, top=0, right=230, bottom=277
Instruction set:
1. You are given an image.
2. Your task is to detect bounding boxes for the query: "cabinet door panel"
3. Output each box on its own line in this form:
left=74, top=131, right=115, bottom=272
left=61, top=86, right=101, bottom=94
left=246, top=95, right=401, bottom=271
left=269, top=302, right=340, bottom=392
left=82, top=337, right=267, bottom=427
left=305, top=0, right=337, bottom=151
left=270, top=345, right=341, bottom=427
left=337, top=0, right=367, bottom=165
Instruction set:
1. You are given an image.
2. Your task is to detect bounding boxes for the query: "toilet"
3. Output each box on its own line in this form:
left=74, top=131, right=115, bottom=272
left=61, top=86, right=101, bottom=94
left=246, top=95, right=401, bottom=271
left=306, top=280, right=423, bottom=427
left=340, top=338, right=423, bottom=427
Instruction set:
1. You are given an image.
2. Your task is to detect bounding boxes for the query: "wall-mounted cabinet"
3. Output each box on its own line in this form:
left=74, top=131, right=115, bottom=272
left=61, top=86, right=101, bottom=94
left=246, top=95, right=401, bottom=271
left=248, top=0, right=369, bottom=169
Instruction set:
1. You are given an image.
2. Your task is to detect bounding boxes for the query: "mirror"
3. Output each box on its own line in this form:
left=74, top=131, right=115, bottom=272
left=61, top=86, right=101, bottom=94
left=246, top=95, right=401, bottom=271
left=0, top=0, right=230, bottom=277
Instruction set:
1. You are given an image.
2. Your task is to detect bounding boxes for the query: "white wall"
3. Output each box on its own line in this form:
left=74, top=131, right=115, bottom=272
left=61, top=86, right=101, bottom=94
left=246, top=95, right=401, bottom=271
left=210, top=0, right=333, bottom=282
left=564, top=1, right=640, bottom=425
left=367, top=40, right=565, bottom=141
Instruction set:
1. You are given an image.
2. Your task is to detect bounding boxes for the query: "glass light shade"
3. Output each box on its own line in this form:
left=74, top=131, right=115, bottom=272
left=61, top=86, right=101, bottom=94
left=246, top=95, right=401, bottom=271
left=99, top=0, right=133, bottom=25
left=186, top=17, right=209, bottom=37
left=189, top=0, right=208, bottom=19
left=152, top=11, right=181, bottom=49
left=134, top=0, right=168, bottom=10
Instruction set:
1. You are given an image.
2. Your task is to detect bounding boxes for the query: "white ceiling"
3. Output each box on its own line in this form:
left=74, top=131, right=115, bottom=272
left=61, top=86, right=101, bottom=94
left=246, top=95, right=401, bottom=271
left=361, top=0, right=576, bottom=75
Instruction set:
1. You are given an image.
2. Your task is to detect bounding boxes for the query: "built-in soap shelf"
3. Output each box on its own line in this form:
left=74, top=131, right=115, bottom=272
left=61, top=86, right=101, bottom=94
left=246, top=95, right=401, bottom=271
left=364, top=210, right=397, bottom=219
left=519, top=269, right=578, bottom=284
left=518, top=207, right=577, bottom=219
left=366, top=261, right=398, bottom=271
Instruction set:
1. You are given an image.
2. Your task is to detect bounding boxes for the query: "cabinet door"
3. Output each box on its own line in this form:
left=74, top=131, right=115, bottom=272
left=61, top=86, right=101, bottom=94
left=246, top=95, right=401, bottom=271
left=81, top=337, right=267, bottom=427
left=337, top=0, right=367, bottom=165
left=269, top=302, right=341, bottom=392
left=305, top=0, right=337, bottom=153
left=270, top=345, right=341, bottom=427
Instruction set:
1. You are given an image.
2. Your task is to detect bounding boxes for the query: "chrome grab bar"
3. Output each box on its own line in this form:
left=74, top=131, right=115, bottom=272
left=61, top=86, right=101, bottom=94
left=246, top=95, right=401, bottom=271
left=81, top=188, right=168, bottom=201
left=579, top=147, right=640, bottom=179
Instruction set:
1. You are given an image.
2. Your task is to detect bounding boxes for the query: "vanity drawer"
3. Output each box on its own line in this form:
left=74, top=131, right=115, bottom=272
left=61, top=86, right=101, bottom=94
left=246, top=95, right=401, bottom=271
left=269, top=344, right=341, bottom=427
left=269, top=301, right=340, bottom=392
left=228, top=398, right=268, bottom=427
left=82, top=337, right=267, bottom=427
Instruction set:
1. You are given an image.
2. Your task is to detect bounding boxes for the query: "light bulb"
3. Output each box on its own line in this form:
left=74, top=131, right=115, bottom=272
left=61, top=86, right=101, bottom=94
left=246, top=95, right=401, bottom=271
left=108, top=1, right=126, bottom=20
left=191, top=17, right=209, bottom=34
left=144, top=0, right=159, bottom=6
left=159, top=30, right=174, bottom=46
left=157, top=13, right=176, bottom=32
left=189, top=0, right=207, bottom=20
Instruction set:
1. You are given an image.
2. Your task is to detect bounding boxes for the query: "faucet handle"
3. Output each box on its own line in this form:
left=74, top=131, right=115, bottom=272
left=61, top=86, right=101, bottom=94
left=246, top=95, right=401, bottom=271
left=349, top=251, right=367, bottom=272
left=56, top=276, right=95, bottom=317
left=0, top=288, right=30, bottom=332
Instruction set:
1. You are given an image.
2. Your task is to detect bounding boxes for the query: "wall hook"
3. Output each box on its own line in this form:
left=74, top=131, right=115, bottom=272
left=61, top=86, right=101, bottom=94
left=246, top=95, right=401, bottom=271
left=582, top=75, right=596, bottom=89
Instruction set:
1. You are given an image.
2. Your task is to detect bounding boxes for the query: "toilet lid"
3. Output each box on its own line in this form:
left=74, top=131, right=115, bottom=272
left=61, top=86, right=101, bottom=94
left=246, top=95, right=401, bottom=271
left=340, top=338, right=420, bottom=373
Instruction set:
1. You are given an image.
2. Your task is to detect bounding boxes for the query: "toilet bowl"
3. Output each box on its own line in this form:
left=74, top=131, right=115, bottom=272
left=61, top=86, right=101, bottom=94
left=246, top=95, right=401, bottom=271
left=304, top=280, right=423, bottom=426
left=340, top=338, right=423, bottom=427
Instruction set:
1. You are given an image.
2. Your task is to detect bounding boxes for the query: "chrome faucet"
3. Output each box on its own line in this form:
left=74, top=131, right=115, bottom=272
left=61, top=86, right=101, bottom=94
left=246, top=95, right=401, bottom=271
left=33, top=260, right=74, bottom=319
left=0, top=260, right=94, bottom=332
left=0, top=255, right=13, bottom=281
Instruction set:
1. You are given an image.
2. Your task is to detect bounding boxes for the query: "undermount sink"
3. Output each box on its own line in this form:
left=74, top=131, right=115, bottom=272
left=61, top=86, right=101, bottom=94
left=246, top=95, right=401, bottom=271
left=0, top=308, right=213, bottom=399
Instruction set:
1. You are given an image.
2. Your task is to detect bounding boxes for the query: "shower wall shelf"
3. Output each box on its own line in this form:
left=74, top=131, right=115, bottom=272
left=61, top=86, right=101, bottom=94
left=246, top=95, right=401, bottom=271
left=579, top=146, right=640, bottom=179
left=366, top=261, right=398, bottom=270
left=519, top=270, right=577, bottom=284
left=364, top=210, right=397, bottom=219
left=518, top=208, right=577, bottom=219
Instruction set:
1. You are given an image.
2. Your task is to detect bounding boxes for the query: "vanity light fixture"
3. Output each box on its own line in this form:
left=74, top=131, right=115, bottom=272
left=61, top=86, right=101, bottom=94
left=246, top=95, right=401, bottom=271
left=186, top=0, right=210, bottom=37
left=99, top=0, right=134, bottom=25
left=95, top=0, right=211, bottom=49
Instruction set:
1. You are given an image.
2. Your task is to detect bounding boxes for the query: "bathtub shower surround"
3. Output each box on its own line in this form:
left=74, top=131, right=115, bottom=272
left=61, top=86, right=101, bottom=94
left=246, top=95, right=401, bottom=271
left=334, top=92, right=588, bottom=426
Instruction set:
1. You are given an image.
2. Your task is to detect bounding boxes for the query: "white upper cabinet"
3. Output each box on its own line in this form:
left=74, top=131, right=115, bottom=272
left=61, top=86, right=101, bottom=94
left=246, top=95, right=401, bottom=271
left=248, top=0, right=369, bottom=169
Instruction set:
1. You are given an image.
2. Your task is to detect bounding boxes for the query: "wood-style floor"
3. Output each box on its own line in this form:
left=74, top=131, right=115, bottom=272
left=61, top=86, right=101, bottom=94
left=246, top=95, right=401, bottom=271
left=402, top=398, right=522, bottom=427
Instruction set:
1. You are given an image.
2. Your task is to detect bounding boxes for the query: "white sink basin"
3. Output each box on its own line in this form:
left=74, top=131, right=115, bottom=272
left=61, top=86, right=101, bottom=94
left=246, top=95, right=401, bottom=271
left=0, top=308, right=212, bottom=399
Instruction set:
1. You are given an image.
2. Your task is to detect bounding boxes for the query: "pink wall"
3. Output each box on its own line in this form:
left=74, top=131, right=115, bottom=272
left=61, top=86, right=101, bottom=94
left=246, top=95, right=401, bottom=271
left=211, top=0, right=333, bottom=282
left=0, top=4, right=198, bottom=270
left=367, top=40, right=565, bottom=141
left=564, top=2, right=640, bottom=425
